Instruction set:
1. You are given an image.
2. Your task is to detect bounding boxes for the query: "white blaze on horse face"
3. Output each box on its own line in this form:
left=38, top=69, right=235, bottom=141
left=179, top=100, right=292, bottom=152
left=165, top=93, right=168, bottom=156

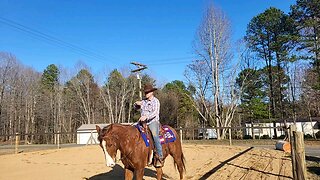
left=102, top=140, right=115, bottom=167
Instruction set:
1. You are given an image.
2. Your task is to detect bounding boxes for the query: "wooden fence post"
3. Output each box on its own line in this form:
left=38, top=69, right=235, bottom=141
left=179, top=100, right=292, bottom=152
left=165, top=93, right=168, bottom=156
left=15, top=133, right=20, bottom=154
left=289, top=125, right=297, bottom=180
left=294, top=131, right=307, bottom=180
left=57, top=131, right=60, bottom=149
left=180, top=127, right=183, bottom=144
left=229, top=127, right=232, bottom=146
left=251, top=123, right=255, bottom=139
left=192, top=129, right=194, bottom=140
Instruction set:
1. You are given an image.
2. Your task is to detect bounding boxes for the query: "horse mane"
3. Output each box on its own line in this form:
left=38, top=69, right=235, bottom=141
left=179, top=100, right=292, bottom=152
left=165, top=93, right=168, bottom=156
left=100, top=123, right=134, bottom=137
left=97, top=124, right=113, bottom=142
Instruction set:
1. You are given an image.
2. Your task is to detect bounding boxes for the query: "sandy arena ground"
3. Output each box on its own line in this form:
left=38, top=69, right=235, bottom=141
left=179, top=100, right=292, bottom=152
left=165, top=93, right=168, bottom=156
left=0, top=144, right=294, bottom=180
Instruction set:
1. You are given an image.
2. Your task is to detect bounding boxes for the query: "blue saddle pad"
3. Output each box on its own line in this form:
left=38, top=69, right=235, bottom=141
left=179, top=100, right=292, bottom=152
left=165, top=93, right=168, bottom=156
left=159, top=125, right=176, bottom=144
left=134, top=124, right=176, bottom=147
left=134, top=124, right=150, bottom=147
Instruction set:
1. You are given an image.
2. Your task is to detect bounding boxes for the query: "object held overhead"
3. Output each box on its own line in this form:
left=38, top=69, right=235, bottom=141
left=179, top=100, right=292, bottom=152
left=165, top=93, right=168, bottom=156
left=130, top=62, right=146, bottom=67
left=130, top=61, right=147, bottom=73
left=131, top=67, right=147, bottom=73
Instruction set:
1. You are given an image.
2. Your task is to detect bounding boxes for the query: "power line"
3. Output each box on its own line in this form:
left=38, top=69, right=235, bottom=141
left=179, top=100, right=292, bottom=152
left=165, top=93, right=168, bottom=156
left=140, top=56, right=196, bottom=63
left=139, top=56, right=197, bottom=66
left=148, top=60, right=192, bottom=66
left=0, top=17, right=199, bottom=67
left=0, top=17, right=118, bottom=64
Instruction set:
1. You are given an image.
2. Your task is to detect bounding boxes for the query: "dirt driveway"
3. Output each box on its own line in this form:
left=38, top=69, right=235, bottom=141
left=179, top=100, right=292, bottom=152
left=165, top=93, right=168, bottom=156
left=0, top=144, right=295, bottom=180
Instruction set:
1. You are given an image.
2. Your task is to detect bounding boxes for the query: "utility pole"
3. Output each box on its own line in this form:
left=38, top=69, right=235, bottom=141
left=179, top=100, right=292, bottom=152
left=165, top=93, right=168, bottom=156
left=130, top=62, right=147, bottom=100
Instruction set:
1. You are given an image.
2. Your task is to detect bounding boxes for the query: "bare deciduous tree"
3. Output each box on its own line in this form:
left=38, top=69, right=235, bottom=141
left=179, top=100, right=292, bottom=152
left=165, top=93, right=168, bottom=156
left=190, top=4, right=233, bottom=139
left=100, top=68, right=137, bottom=124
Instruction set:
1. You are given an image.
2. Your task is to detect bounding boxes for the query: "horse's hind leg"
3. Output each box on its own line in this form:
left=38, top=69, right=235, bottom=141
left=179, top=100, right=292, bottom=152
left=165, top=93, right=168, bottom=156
left=124, top=168, right=134, bottom=180
left=173, top=154, right=184, bottom=179
left=171, top=146, right=185, bottom=179
left=155, top=167, right=163, bottom=180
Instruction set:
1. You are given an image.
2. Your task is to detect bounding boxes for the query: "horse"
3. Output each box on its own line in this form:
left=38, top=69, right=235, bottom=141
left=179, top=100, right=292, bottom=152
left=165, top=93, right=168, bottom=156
left=95, top=123, right=186, bottom=180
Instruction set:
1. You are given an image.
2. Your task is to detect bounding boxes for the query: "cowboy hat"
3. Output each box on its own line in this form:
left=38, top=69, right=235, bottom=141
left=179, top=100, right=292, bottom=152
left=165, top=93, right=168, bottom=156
left=143, top=83, right=157, bottom=94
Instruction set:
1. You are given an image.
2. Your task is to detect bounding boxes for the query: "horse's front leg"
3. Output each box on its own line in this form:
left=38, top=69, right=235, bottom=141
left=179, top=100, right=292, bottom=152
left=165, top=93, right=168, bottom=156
left=135, top=168, right=144, bottom=180
left=124, top=168, right=134, bottom=180
left=156, top=167, right=163, bottom=180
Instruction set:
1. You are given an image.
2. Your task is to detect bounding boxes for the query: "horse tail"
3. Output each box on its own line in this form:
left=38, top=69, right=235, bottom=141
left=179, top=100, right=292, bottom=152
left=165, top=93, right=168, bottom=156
left=172, top=133, right=186, bottom=173
left=167, top=125, right=186, bottom=174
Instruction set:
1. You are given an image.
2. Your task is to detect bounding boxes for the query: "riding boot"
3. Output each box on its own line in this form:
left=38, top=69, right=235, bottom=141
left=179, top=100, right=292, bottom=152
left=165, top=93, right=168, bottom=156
left=153, top=153, right=164, bottom=168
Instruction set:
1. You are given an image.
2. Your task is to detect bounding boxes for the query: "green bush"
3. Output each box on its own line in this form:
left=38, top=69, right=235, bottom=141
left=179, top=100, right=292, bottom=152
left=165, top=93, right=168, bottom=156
left=304, top=134, right=313, bottom=139
left=316, top=131, right=320, bottom=138
left=261, top=135, right=271, bottom=139
left=243, top=135, right=252, bottom=139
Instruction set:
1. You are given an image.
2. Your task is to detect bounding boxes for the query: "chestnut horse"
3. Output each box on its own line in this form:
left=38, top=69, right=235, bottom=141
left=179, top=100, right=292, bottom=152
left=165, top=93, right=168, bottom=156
left=96, top=123, right=186, bottom=180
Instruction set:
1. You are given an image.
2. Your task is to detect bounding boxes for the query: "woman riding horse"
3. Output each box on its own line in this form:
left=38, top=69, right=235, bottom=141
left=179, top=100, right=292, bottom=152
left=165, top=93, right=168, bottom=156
left=134, top=83, right=163, bottom=167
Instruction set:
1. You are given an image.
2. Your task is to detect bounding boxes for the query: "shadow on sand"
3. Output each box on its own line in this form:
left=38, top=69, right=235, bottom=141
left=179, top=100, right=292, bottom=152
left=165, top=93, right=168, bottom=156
left=198, top=147, right=254, bottom=180
left=199, top=147, right=292, bottom=180
left=306, top=155, right=320, bottom=176
left=88, top=164, right=170, bottom=180
left=306, top=155, right=320, bottom=163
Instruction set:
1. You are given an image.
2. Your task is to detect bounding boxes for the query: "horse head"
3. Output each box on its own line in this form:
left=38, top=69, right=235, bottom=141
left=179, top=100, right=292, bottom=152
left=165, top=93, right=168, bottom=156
left=96, top=125, right=117, bottom=167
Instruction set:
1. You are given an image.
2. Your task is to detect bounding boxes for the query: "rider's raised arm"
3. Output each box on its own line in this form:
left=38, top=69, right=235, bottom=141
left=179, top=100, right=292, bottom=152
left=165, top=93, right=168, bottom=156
left=134, top=101, right=142, bottom=110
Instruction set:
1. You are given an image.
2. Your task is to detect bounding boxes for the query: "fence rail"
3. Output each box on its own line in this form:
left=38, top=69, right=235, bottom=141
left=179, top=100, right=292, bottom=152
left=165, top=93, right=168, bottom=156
left=0, top=126, right=301, bottom=141
left=1, top=125, right=316, bottom=141
left=0, top=126, right=317, bottom=156
left=0, top=132, right=77, bottom=137
left=178, top=126, right=289, bottom=141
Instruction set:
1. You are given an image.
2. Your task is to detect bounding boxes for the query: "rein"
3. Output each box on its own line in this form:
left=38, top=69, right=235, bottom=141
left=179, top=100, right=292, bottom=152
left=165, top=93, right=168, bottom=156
left=119, top=149, right=134, bottom=161
left=117, top=141, right=141, bottom=168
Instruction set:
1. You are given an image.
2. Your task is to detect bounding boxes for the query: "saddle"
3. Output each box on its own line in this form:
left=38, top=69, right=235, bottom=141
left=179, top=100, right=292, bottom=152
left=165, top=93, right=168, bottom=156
left=134, top=121, right=176, bottom=167
left=134, top=121, right=176, bottom=147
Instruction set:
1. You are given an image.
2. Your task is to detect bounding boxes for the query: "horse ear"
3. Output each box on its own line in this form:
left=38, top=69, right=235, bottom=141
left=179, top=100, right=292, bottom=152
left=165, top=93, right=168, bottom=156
left=96, top=125, right=101, bottom=134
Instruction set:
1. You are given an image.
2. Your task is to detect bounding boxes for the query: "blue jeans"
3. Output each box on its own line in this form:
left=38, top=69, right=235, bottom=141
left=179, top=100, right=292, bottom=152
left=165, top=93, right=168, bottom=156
left=148, top=121, right=163, bottom=159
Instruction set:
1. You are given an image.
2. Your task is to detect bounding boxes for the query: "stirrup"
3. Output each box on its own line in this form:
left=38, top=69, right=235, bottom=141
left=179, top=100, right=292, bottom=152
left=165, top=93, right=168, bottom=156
left=147, top=161, right=153, bottom=167
left=153, top=155, right=164, bottom=168
left=154, top=158, right=164, bottom=168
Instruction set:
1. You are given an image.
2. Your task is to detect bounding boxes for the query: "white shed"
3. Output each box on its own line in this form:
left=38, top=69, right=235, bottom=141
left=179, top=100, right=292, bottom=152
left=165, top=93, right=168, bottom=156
left=76, top=124, right=109, bottom=145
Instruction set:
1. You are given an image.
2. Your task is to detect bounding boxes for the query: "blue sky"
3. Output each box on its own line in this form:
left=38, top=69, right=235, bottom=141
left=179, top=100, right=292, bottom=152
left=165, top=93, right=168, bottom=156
left=0, top=0, right=296, bottom=85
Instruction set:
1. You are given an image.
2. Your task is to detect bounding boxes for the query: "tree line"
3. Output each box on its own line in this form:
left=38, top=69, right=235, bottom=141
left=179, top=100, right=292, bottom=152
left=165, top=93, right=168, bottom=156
left=0, top=0, right=319, bottom=142
left=237, top=0, right=320, bottom=137
left=0, top=54, right=197, bottom=143
left=184, top=0, right=320, bottom=139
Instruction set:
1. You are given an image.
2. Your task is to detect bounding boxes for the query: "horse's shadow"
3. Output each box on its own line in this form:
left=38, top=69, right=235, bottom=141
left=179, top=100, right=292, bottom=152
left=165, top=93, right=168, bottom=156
left=88, top=164, right=124, bottom=180
left=89, top=164, right=170, bottom=180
